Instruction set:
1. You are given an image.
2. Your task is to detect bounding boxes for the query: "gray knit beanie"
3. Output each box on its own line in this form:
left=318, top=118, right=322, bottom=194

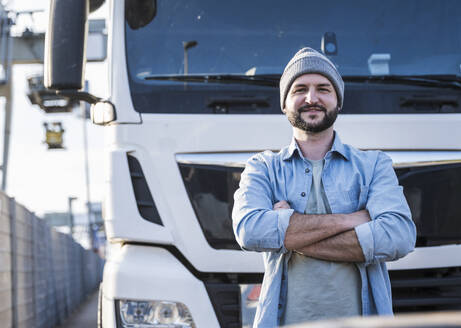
left=280, top=47, right=344, bottom=110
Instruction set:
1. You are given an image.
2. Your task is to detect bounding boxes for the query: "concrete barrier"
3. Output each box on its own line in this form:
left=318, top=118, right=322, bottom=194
left=0, top=192, right=104, bottom=328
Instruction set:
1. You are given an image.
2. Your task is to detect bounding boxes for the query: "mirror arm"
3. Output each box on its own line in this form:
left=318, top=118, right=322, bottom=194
left=55, top=90, right=102, bottom=104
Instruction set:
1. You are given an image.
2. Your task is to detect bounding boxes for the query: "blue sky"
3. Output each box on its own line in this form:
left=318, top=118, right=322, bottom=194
left=6, top=1, right=108, bottom=215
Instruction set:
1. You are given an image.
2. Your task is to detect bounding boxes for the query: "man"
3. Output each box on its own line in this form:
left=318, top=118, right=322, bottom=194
left=232, top=47, right=416, bottom=327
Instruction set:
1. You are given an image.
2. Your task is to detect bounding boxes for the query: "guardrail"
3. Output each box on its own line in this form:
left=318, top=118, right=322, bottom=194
left=0, top=192, right=104, bottom=327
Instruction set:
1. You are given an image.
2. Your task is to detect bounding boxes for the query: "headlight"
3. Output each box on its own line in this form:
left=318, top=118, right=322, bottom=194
left=117, top=300, right=196, bottom=328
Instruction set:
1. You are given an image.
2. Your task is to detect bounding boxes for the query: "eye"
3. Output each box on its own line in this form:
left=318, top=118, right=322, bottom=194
left=293, top=87, right=305, bottom=94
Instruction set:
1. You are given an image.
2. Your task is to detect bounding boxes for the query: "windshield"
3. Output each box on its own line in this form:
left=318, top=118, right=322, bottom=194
left=125, top=0, right=461, bottom=113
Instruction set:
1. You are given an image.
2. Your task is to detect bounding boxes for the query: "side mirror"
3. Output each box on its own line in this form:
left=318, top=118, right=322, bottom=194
left=44, top=0, right=89, bottom=90
left=44, top=0, right=115, bottom=125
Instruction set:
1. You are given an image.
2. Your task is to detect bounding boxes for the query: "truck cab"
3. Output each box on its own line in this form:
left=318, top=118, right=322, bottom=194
left=46, top=0, right=461, bottom=327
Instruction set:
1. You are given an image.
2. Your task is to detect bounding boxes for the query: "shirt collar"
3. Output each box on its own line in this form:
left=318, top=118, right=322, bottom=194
left=282, top=131, right=349, bottom=161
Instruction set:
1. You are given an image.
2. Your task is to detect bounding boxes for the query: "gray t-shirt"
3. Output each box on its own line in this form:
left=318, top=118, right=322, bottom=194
left=282, top=159, right=362, bottom=325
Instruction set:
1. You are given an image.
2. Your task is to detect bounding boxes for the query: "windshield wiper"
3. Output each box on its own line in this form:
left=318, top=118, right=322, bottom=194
left=144, top=74, right=280, bottom=87
left=343, top=74, right=461, bottom=90
left=145, top=73, right=461, bottom=90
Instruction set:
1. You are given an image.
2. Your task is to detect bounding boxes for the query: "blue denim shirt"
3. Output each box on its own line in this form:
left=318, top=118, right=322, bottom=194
left=232, top=132, right=416, bottom=327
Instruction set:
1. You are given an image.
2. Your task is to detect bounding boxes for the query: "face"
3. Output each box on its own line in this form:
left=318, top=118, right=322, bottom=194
left=283, top=73, right=339, bottom=133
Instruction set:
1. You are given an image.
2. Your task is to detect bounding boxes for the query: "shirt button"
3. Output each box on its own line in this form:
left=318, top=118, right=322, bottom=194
left=301, top=192, right=306, bottom=197
left=278, top=304, right=282, bottom=309
left=305, top=168, right=310, bottom=173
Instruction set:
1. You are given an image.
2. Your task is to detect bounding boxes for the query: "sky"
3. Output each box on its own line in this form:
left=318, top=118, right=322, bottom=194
left=4, top=0, right=108, bottom=216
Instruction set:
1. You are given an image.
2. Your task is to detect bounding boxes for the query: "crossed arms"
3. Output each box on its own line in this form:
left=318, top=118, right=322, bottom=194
left=275, top=201, right=370, bottom=262
left=232, top=151, right=416, bottom=265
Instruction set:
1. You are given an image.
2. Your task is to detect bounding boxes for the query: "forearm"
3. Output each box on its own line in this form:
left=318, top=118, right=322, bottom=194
left=284, top=210, right=370, bottom=250
left=295, top=229, right=365, bottom=262
left=284, top=212, right=349, bottom=250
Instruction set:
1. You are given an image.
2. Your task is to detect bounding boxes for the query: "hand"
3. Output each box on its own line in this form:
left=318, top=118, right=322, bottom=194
left=273, top=200, right=291, bottom=210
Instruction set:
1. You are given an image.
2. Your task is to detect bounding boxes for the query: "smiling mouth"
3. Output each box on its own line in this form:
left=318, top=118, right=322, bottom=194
left=300, top=109, right=325, bottom=113
left=298, top=105, right=326, bottom=113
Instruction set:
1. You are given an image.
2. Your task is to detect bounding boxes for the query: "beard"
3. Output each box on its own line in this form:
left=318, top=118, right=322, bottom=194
left=286, top=104, right=339, bottom=133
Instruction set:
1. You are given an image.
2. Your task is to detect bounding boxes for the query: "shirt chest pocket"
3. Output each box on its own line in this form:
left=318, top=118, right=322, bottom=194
left=331, top=185, right=369, bottom=213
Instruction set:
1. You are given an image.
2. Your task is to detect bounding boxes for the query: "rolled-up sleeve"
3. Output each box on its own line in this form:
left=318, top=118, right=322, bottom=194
left=354, top=151, right=416, bottom=265
left=232, top=155, right=294, bottom=253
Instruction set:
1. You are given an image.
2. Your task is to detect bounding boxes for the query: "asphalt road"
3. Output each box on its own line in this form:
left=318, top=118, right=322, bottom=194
left=59, top=291, right=99, bottom=328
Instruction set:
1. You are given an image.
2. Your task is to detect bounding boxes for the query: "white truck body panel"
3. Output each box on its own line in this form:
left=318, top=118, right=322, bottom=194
left=107, top=0, right=141, bottom=124
left=102, top=244, right=220, bottom=327
left=96, top=1, right=461, bottom=326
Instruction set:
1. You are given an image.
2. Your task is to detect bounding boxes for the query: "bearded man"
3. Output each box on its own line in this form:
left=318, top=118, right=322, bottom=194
left=232, top=47, right=416, bottom=327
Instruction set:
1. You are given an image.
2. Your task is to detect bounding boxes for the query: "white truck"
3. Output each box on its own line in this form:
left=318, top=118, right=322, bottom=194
left=45, top=0, right=461, bottom=327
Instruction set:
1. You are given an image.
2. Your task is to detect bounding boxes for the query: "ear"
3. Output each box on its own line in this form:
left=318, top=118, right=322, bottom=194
left=281, top=107, right=286, bottom=114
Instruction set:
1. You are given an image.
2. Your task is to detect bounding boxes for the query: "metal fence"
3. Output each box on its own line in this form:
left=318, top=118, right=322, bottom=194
left=0, top=192, right=104, bottom=328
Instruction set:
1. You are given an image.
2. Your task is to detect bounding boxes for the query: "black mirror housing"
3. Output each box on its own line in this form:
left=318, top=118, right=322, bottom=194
left=44, top=0, right=89, bottom=90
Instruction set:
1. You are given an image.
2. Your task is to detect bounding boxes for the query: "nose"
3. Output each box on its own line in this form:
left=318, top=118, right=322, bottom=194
left=304, top=88, right=319, bottom=104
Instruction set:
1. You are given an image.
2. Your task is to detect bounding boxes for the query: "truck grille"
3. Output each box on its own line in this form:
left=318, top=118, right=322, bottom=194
left=205, top=283, right=241, bottom=328
left=179, top=162, right=461, bottom=251
left=390, top=266, right=461, bottom=312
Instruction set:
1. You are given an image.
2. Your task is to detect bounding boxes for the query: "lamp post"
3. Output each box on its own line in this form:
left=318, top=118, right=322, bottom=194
left=80, top=92, right=94, bottom=250
left=182, top=40, right=197, bottom=75
left=68, top=196, right=77, bottom=237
